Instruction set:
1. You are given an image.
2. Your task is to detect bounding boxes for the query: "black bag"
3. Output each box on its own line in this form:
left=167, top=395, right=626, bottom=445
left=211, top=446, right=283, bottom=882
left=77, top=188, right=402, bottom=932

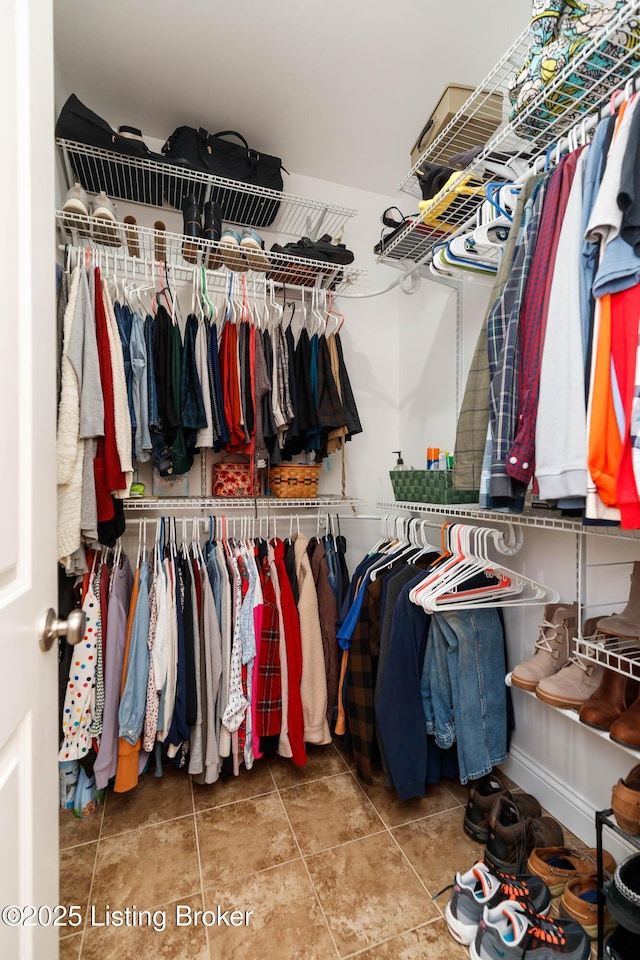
left=55, top=94, right=166, bottom=205
left=162, top=127, right=286, bottom=227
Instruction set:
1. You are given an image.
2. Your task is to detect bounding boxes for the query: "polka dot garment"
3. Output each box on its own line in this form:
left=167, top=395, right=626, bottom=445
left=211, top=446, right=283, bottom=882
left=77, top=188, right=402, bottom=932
left=58, top=580, right=98, bottom=761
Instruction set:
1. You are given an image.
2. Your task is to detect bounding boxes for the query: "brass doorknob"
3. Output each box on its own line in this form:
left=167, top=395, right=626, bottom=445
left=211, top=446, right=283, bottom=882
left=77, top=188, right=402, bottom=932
left=38, top=608, right=86, bottom=652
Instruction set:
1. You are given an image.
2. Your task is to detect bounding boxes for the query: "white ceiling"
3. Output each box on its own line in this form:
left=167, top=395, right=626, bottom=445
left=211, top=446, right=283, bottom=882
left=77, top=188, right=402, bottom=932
left=53, top=0, right=530, bottom=195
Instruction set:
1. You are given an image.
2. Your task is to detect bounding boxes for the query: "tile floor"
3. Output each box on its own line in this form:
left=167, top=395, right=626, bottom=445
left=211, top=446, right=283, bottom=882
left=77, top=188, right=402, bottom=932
left=58, top=744, right=595, bottom=960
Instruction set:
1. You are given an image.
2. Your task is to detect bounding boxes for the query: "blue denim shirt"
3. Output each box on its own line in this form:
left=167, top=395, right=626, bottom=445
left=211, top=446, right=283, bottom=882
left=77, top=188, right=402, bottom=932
left=130, top=312, right=152, bottom=461
left=119, top=561, right=150, bottom=744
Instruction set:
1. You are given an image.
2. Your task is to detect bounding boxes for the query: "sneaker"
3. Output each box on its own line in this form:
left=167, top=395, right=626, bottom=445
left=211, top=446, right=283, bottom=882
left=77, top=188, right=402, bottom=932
left=240, top=227, right=270, bottom=272
left=91, top=191, right=120, bottom=246
left=219, top=225, right=245, bottom=272
left=464, top=770, right=511, bottom=843
left=444, top=860, right=551, bottom=946
left=485, top=795, right=564, bottom=875
left=511, top=603, right=578, bottom=692
left=527, top=845, right=616, bottom=896
left=471, top=900, right=590, bottom=960
left=62, top=182, right=90, bottom=236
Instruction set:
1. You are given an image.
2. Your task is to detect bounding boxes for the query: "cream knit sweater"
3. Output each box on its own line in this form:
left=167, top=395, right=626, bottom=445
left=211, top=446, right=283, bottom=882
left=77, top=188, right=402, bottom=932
left=295, top=536, right=331, bottom=745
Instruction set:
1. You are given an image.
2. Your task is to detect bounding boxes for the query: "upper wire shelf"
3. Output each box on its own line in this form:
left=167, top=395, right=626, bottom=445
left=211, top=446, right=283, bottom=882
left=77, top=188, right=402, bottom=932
left=56, top=212, right=365, bottom=293
left=56, top=138, right=358, bottom=239
left=575, top=636, right=640, bottom=682
left=123, top=496, right=364, bottom=512
left=375, top=500, right=640, bottom=540
left=383, top=0, right=640, bottom=266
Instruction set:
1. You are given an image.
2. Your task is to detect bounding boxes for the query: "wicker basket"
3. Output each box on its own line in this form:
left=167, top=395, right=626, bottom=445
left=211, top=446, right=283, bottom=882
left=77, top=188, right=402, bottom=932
left=389, top=469, right=478, bottom=505
left=269, top=463, right=321, bottom=499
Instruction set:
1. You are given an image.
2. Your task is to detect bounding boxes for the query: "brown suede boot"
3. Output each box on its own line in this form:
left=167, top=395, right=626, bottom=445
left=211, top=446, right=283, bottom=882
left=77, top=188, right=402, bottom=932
left=598, top=562, right=640, bottom=638
left=579, top=670, right=639, bottom=731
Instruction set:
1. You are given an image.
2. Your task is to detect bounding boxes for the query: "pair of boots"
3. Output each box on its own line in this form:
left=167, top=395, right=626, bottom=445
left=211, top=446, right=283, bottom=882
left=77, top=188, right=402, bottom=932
left=182, top=195, right=222, bottom=266
left=579, top=562, right=640, bottom=747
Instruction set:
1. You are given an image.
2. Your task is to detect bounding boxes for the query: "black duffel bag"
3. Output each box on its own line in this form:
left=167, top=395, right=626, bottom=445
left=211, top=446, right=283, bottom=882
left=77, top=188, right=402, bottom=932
left=55, top=94, right=166, bottom=205
left=162, top=127, right=286, bottom=228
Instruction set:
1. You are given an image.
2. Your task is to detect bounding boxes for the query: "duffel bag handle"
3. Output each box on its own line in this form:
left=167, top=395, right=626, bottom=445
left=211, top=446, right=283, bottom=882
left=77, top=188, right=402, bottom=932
left=211, top=130, right=251, bottom=152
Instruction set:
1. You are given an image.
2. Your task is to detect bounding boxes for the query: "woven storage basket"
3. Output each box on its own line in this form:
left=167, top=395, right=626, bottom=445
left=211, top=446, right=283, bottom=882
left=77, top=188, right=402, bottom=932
left=389, top=469, right=478, bottom=505
left=269, top=463, right=321, bottom=499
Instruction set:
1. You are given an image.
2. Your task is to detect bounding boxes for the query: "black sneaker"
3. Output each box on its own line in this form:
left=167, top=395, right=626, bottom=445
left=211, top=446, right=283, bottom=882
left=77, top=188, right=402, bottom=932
left=444, top=859, right=551, bottom=947
left=471, top=900, right=590, bottom=960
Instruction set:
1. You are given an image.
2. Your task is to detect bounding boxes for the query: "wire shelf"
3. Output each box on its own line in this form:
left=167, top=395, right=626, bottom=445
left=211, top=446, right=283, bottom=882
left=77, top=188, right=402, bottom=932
left=575, top=636, right=640, bottom=681
left=56, top=212, right=365, bottom=293
left=387, top=1, right=640, bottom=265
left=56, top=138, right=358, bottom=239
left=123, top=496, right=364, bottom=512
left=375, top=500, right=640, bottom=539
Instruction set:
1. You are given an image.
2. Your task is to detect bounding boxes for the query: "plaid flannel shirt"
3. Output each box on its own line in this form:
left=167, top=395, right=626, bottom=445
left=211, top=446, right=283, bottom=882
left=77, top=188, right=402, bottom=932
left=488, top=177, right=547, bottom=499
left=256, top=558, right=282, bottom=738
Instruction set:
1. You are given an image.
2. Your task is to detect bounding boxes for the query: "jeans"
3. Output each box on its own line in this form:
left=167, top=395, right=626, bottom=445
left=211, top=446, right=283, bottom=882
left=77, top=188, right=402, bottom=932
left=421, top=608, right=507, bottom=784
left=119, top=562, right=150, bottom=744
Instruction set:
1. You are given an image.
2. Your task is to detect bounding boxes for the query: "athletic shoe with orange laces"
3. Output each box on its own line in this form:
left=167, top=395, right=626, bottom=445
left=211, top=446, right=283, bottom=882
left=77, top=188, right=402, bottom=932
left=444, top=860, right=551, bottom=946
left=470, top=900, right=590, bottom=960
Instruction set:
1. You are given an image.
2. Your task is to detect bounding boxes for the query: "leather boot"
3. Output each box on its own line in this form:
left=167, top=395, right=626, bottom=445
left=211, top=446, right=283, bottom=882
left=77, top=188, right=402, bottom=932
left=598, top=561, right=640, bottom=638
left=610, top=692, right=640, bottom=748
left=511, top=603, right=578, bottom=692
left=579, top=669, right=639, bottom=731
left=182, top=194, right=201, bottom=264
left=203, top=200, right=223, bottom=269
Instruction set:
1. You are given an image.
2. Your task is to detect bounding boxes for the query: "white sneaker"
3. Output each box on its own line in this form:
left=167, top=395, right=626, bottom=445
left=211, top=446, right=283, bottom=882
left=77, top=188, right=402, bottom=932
left=62, top=181, right=89, bottom=216
left=91, top=191, right=121, bottom=247
left=91, top=191, right=116, bottom=221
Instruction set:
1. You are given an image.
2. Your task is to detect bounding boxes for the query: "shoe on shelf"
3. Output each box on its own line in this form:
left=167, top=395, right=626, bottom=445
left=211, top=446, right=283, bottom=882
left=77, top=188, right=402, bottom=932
left=610, top=693, right=640, bottom=749
left=463, top=769, right=511, bottom=843
left=604, top=923, right=640, bottom=959
left=203, top=201, right=223, bottom=269
left=612, top=763, right=640, bottom=834
left=91, top=191, right=120, bottom=246
left=123, top=215, right=140, bottom=258
left=527, top=845, right=616, bottom=897
left=579, top=668, right=639, bottom=732
left=219, top=225, right=245, bottom=272
left=484, top=795, right=564, bottom=875
left=62, top=181, right=89, bottom=217
left=182, top=194, right=202, bottom=264
left=444, top=859, right=551, bottom=946
left=560, top=874, right=615, bottom=939
left=535, top=617, right=604, bottom=709
left=511, top=603, right=578, bottom=692
left=470, top=900, right=590, bottom=960
left=240, top=227, right=270, bottom=272
left=598, top=562, right=640, bottom=638
left=607, top=853, right=640, bottom=936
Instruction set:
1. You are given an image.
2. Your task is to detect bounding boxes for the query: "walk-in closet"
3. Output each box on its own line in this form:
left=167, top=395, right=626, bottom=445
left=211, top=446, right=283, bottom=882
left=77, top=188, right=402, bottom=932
left=8, top=2, right=640, bottom=959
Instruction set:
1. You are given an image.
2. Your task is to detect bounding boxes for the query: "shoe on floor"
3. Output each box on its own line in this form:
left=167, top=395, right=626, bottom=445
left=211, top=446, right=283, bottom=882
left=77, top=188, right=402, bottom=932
left=464, top=770, right=511, bottom=843
left=527, top=845, right=616, bottom=896
left=604, top=923, right=640, bottom=959
left=560, top=873, right=615, bottom=939
left=484, top=795, right=563, bottom=875
left=612, top=763, right=640, bottom=834
left=240, top=227, right=270, bottom=272
left=470, top=900, right=590, bottom=960
left=511, top=603, right=578, bottom=692
left=219, top=226, right=245, bottom=272
left=607, top=853, right=640, bottom=936
left=445, top=860, right=551, bottom=946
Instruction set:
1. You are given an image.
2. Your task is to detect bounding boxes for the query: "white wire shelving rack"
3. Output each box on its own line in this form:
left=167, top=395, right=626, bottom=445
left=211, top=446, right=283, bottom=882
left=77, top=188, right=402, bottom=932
left=575, top=635, right=640, bottom=682
left=56, top=138, right=358, bottom=240
left=123, top=496, right=364, bottom=512
left=375, top=499, right=640, bottom=540
left=380, top=0, right=640, bottom=267
left=56, top=211, right=365, bottom=294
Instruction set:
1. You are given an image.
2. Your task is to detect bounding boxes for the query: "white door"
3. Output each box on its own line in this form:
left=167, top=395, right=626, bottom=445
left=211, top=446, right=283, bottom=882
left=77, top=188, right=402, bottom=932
left=0, top=1, right=59, bottom=958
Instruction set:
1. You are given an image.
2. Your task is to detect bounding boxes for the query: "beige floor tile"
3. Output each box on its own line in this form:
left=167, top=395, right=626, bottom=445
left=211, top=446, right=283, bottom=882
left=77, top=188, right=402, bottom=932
left=268, top=743, right=350, bottom=788
left=357, top=770, right=461, bottom=828
left=349, top=918, right=469, bottom=960
left=392, top=807, right=482, bottom=896
left=192, top=759, right=275, bottom=813
left=100, top=767, right=193, bottom=838
left=306, top=832, right=439, bottom=956
left=91, top=817, right=200, bottom=911
left=205, top=859, right=336, bottom=960
left=59, top=842, right=98, bottom=919
left=440, top=777, right=469, bottom=805
left=59, top=804, right=104, bottom=850
left=280, top=773, right=384, bottom=854
left=59, top=934, right=82, bottom=960
left=80, top=895, right=208, bottom=960
left=197, top=793, right=299, bottom=888
left=333, top=734, right=356, bottom=769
